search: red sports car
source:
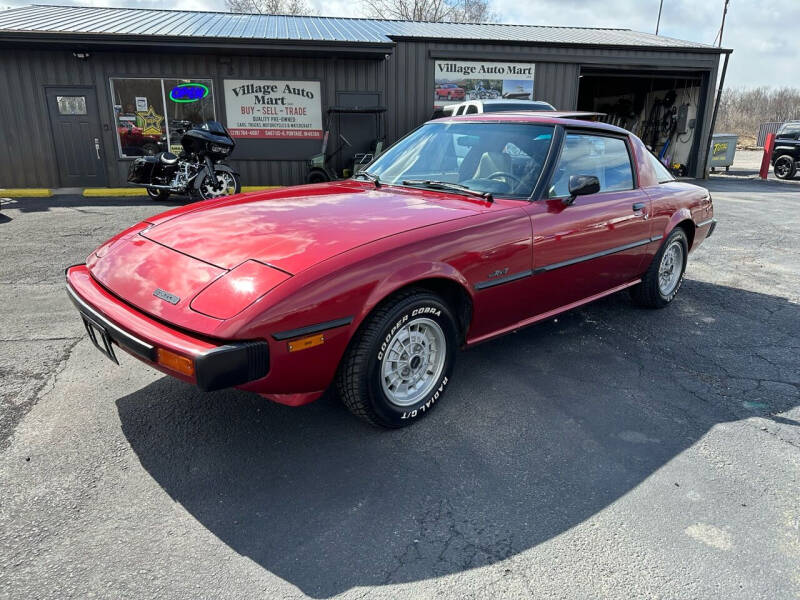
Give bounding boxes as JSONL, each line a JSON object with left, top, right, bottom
{"left": 66, "top": 114, "right": 716, "bottom": 428}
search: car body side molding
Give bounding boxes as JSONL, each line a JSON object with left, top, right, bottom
{"left": 532, "top": 237, "right": 655, "bottom": 274}
{"left": 272, "top": 316, "right": 354, "bottom": 341}
{"left": 474, "top": 270, "right": 533, "bottom": 290}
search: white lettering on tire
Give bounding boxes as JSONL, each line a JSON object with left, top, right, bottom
{"left": 400, "top": 376, "right": 448, "bottom": 419}
{"left": 377, "top": 307, "right": 440, "bottom": 360}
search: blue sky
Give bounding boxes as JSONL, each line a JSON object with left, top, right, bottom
{"left": 3, "top": 0, "right": 796, "bottom": 87}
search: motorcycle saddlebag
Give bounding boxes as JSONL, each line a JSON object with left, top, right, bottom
{"left": 127, "top": 156, "right": 159, "bottom": 185}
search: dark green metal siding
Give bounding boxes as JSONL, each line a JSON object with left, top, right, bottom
{"left": 0, "top": 41, "right": 721, "bottom": 187}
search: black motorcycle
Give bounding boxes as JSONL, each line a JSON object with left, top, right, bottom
{"left": 128, "top": 120, "right": 241, "bottom": 201}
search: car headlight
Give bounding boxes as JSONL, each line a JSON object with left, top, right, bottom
{"left": 191, "top": 260, "right": 290, "bottom": 320}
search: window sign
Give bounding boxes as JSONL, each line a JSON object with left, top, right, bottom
{"left": 169, "top": 83, "right": 209, "bottom": 103}
{"left": 224, "top": 79, "right": 323, "bottom": 139}
{"left": 434, "top": 60, "right": 535, "bottom": 106}
{"left": 110, "top": 78, "right": 215, "bottom": 158}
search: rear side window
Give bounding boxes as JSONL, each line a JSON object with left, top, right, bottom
{"left": 645, "top": 151, "right": 675, "bottom": 183}
{"left": 465, "top": 104, "right": 479, "bottom": 114}
{"left": 547, "top": 133, "right": 634, "bottom": 198}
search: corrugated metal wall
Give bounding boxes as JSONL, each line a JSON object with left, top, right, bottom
{"left": 0, "top": 42, "right": 721, "bottom": 187}
{"left": 0, "top": 48, "right": 385, "bottom": 188}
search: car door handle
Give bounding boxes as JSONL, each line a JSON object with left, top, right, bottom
{"left": 632, "top": 202, "right": 646, "bottom": 212}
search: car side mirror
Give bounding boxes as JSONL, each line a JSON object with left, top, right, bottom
{"left": 564, "top": 175, "right": 600, "bottom": 205}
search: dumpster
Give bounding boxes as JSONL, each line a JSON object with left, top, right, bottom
{"left": 708, "top": 133, "right": 738, "bottom": 172}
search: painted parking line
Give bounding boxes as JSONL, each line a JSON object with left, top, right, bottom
{"left": 241, "top": 186, "right": 282, "bottom": 192}
{"left": 0, "top": 188, "right": 53, "bottom": 197}
{"left": 82, "top": 188, "right": 149, "bottom": 197}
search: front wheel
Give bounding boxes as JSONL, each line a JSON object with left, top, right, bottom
{"left": 773, "top": 155, "right": 797, "bottom": 180}
{"left": 337, "top": 290, "right": 458, "bottom": 428}
{"left": 197, "top": 170, "right": 241, "bottom": 200}
{"left": 630, "top": 227, "right": 689, "bottom": 308}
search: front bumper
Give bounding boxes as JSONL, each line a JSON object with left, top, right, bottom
{"left": 65, "top": 265, "right": 269, "bottom": 391}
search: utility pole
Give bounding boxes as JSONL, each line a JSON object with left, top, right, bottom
{"left": 655, "top": 0, "right": 664, "bottom": 35}
{"left": 714, "top": 0, "right": 730, "bottom": 47}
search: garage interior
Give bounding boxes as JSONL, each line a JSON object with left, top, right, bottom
{"left": 577, "top": 69, "right": 707, "bottom": 177}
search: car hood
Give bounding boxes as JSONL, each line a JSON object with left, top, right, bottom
{"left": 141, "top": 182, "right": 481, "bottom": 273}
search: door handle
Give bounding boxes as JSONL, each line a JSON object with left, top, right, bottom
{"left": 94, "top": 138, "right": 101, "bottom": 160}
{"left": 632, "top": 202, "right": 646, "bottom": 212}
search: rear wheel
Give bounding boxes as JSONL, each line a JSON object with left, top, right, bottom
{"left": 774, "top": 155, "right": 797, "bottom": 180}
{"left": 630, "top": 228, "right": 689, "bottom": 308}
{"left": 146, "top": 187, "right": 170, "bottom": 201}
{"left": 337, "top": 290, "right": 458, "bottom": 428}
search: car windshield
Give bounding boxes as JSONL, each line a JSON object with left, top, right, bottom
{"left": 365, "top": 122, "right": 554, "bottom": 199}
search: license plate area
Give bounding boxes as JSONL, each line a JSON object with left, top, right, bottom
{"left": 82, "top": 314, "right": 119, "bottom": 364}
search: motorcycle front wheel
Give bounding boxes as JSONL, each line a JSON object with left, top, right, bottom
{"left": 197, "top": 170, "right": 241, "bottom": 200}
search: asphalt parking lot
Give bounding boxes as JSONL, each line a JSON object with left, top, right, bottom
{"left": 1, "top": 178, "right": 798, "bottom": 599}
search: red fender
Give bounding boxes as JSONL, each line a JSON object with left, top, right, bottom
{"left": 354, "top": 261, "right": 473, "bottom": 333}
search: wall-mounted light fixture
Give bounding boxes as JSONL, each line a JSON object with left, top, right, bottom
{"left": 72, "top": 50, "right": 90, "bottom": 60}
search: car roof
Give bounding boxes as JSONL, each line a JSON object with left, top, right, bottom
{"left": 470, "top": 99, "right": 550, "bottom": 105}
{"left": 431, "top": 111, "right": 628, "bottom": 134}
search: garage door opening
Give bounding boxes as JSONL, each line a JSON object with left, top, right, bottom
{"left": 577, "top": 69, "right": 708, "bottom": 176}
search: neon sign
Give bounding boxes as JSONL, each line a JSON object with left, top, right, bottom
{"left": 169, "top": 83, "right": 209, "bottom": 103}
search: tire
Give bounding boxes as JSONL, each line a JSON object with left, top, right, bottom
{"left": 630, "top": 227, "right": 689, "bottom": 309}
{"left": 307, "top": 169, "right": 330, "bottom": 184}
{"left": 146, "top": 187, "right": 170, "bottom": 201}
{"left": 197, "top": 170, "right": 240, "bottom": 200}
{"left": 336, "top": 289, "right": 458, "bottom": 428}
{"left": 773, "top": 155, "right": 797, "bottom": 180}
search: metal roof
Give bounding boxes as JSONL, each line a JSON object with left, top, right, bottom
{"left": 0, "top": 4, "right": 722, "bottom": 51}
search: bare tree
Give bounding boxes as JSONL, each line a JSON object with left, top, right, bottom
{"left": 363, "top": 0, "right": 496, "bottom": 23}
{"left": 225, "top": 0, "right": 313, "bottom": 16}
{"left": 717, "top": 86, "right": 800, "bottom": 144}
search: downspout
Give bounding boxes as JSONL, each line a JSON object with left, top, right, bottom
{"left": 702, "top": 50, "right": 731, "bottom": 177}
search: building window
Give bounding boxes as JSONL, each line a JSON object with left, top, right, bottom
{"left": 56, "top": 96, "right": 87, "bottom": 115}
{"left": 110, "top": 78, "right": 215, "bottom": 158}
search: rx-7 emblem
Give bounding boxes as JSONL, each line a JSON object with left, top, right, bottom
{"left": 488, "top": 268, "right": 509, "bottom": 279}
{"left": 153, "top": 288, "right": 180, "bottom": 305}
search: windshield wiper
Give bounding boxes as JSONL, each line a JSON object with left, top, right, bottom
{"left": 401, "top": 180, "right": 493, "bottom": 202}
{"left": 353, "top": 170, "right": 381, "bottom": 188}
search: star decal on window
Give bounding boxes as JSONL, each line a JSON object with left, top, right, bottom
{"left": 137, "top": 105, "right": 164, "bottom": 136}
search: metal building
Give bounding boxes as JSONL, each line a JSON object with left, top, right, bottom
{"left": 0, "top": 5, "right": 731, "bottom": 188}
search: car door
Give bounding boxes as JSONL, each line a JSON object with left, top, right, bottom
{"left": 524, "top": 130, "right": 652, "bottom": 316}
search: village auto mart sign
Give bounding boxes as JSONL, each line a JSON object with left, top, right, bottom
{"left": 434, "top": 60, "right": 535, "bottom": 104}
{"left": 224, "top": 79, "right": 323, "bottom": 139}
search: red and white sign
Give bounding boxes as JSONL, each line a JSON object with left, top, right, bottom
{"left": 224, "top": 79, "right": 323, "bottom": 140}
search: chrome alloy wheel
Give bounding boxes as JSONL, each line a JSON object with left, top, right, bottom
{"left": 380, "top": 317, "right": 447, "bottom": 407}
{"left": 658, "top": 239, "right": 684, "bottom": 296}
{"left": 200, "top": 171, "right": 236, "bottom": 199}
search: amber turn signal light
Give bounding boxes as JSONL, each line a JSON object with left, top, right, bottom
{"left": 156, "top": 348, "right": 195, "bottom": 377}
{"left": 287, "top": 333, "right": 324, "bottom": 352}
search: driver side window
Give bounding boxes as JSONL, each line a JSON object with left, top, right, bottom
{"left": 548, "top": 133, "right": 634, "bottom": 198}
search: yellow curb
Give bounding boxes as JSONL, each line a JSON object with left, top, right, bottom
{"left": 0, "top": 188, "right": 53, "bottom": 197}
{"left": 241, "top": 186, "right": 282, "bottom": 193}
{"left": 83, "top": 188, "right": 148, "bottom": 197}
